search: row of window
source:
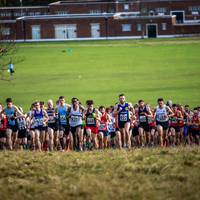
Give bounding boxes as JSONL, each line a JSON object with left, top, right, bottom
{"left": 0, "top": 11, "right": 44, "bottom": 17}
{"left": 122, "top": 23, "right": 167, "bottom": 32}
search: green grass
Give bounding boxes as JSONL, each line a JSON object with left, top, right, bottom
{"left": 0, "top": 37, "right": 200, "bottom": 110}
{"left": 0, "top": 147, "right": 199, "bottom": 200}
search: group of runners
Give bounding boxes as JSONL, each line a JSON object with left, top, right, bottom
{"left": 0, "top": 94, "right": 199, "bottom": 151}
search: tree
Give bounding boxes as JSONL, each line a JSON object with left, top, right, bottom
{"left": 0, "top": 24, "right": 18, "bottom": 81}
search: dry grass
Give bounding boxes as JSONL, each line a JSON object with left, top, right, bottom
{"left": 0, "top": 147, "right": 199, "bottom": 200}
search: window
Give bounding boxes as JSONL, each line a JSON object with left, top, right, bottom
{"left": 1, "top": 28, "right": 10, "bottom": 36}
{"left": 189, "top": 6, "right": 200, "bottom": 12}
{"left": 55, "top": 11, "right": 68, "bottom": 15}
{"left": 32, "top": 25, "right": 41, "bottom": 40}
{"left": 90, "top": 10, "right": 101, "bottom": 14}
{"left": 162, "top": 23, "right": 167, "bottom": 30}
{"left": 137, "top": 24, "right": 142, "bottom": 31}
{"left": 122, "top": 24, "right": 131, "bottom": 32}
{"left": 14, "top": 12, "right": 24, "bottom": 17}
{"left": 0, "top": 12, "right": 11, "bottom": 17}
{"left": 156, "top": 7, "right": 166, "bottom": 14}
{"left": 124, "top": 4, "right": 129, "bottom": 11}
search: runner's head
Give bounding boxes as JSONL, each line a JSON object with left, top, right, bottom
{"left": 59, "top": 96, "right": 65, "bottom": 105}
{"left": 47, "top": 99, "right": 53, "bottom": 109}
{"left": 119, "top": 94, "right": 125, "bottom": 104}
{"left": 71, "top": 97, "right": 79, "bottom": 107}
{"left": 35, "top": 101, "right": 41, "bottom": 111}
{"left": 166, "top": 100, "right": 172, "bottom": 108}
{"left": 6, "top": 98, "right": 13, "bottom": 108}
{"left": 40, "top": 101, "right": 45, "bottom": 109}
{"left": 138, "top": 99, "right": 145, "bottom": 107}
{"left": 172, "top": 104, "right": 177, "bottom": 112}
{"left": 157, "top": 98, "right": 164, "bottom": 107}
{"left": 184, "top": 105, "right": 190, "bottom": 112}
{"left": 86, "top": 100, "right": 94, "bottom": 110}
{"left": 193, "top": 107, "right": 198, "bottom": 116}
{"left": 99, "top": 106, "right": 105, "bottom": 114}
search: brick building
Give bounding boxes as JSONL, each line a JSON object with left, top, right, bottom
{"left": 0, "top": 0, "right": 200, "bottom": 41}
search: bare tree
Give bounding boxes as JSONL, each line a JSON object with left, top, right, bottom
{"left": 0, "top": 23, "right": 17, "bottom": 81}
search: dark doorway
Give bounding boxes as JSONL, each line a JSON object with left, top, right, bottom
{"left": 171, "top": 11, "right": 184, "bottom": 24}
{"left": 147, "top": 25, "right": 157, "bottom": 38}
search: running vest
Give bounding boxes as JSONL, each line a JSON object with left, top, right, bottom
{"left": 138, "top": 105, "right": 148, "bottom": 124}
{"left": 0, "top": 117, "right": 7, "bottom": 131}
{"left": 85, "top": 109, "right": 97, "bottom": 127}
{"left": 58, "top": 104, "right": 68, "bottom": 126}
{"left": 155, "top": 106, "right": 169, "bottom": 122}
{"left": 69, "top": 106, "right": 82, "bottom": 127}
{"left": 108, "top": 114, "right": 116, "bottom": 133}
{"left": 170, "top": 111, "right": 179, "bottom": 127}
{"left": 33, "top": 109, "right": 44, "bottom": 128}
{"left": 118, "top": 103, "right": 130, "bottom": 123}
{"left": 5, "top": 106, "right": 16, "bottom": 126}
{"left": 191, "top": 115, "right": 200, "bottom": 130}
{"left": 99, "top": 113, "right": 108, "bottom": 132}
{"left": 46, "top": 108, "right": 56, "bottom": 125}
{"left": 17, "top": 117, "right": 27, "bottom": 130}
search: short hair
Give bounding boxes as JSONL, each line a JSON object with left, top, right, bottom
{"left": 138, "top": 99, "right": 144, "bottom": 104}
{"left": 40, "top": 101, "right": 44, "bottom": 106}
{"left": 184, "top": 105, "right": 189, "bottom": 108}
{"left": 6, "top": 98, "right": 12, "bottom": 103}
{"left": 172, "top": 104, "right": 177, "bottom": 107}
{"left": 99, "top": 106, "right": 105, "bottom": 110}
{"left": 157, "top": 98, "right": 164, "bottom": 102}
{"left": 59, "top": 96, "right": 65, "bottom": 100}
{"left": 119, "top": 94, "right": 125, "bottom": 98}
{"left": 86, "top": 100, "right": 94, "bottom": 105}
{"left": 71, "top": 97, "right": 79, "bottom": 103}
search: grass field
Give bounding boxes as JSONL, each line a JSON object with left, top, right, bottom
{"left": 0, "top": 147, "right": 199, "bottom": 200}
{"left": 0, "top": 37, "right": 200, "bottom": 110}
{"left": 0, "top": 38, "right": 200, "bottom": 200}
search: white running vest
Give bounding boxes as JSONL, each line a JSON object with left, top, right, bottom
{"left": 69, "top": 106, "right": 82, "bottom": 127}
{"left": 156, "top": 105, "right": 169, "bottom": 122}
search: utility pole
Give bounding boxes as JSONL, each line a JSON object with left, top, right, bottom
{"left": 20, "top": 0, "right": 23, "bottom": 16}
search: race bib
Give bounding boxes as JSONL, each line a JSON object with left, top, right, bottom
{"left": 87, "top": 117, "right": 95, "bottom": 125}
{"left": 99, "top": 123, "right": 107, "bottom": 131}
{"left": 71, "top": 115, "right": 79, "bottom": 122}
{"left": 158, "top": 114, "right": 167, "bottom": 121}
{"left": 139, "top": 116, "right": 146, "bottom": 123}
{"left": 119, "top": 114, "right": 127, "bottom": 122}
{"left": 35, "top": 118, "right": 43, "bottom": 126}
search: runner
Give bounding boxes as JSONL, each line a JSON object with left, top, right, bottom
{"left": 183, "top": 105, "right": 193, "bottom": 145}
{"left": 31, "top": 101, "right": 48, "bottom": 151}
{"left": 137, "top": 100, "right": 152, "bottom": 147}
{"left": 0, "top": 111, "right": 7, "bottom": 150}
{"left": 69, "top": 97, "right": 84, "bottom": 151}
{"left": 26, "top": 103, "right": 36, "bottom": 150}
{"left": 113, "top": 94, "right": 133, "bottom": 149}
{"left": 148, "top": 106, "right": 157, "bottom": 146}
{"left": 169, "top": 104, "right": 183, "bottom": 146}
{"left": 84, "top": 100, "right": 101, "bottom": 149}
{"left": 56, "top": 96, "right": 72, "bottom": 151}
{"left": 2, "top": 98, "right": 24, "bottom": 150}
{"left": 46, "top": 100, "right": 57, "bottom": 151}
{"left": 190, "top": 108, "right": 200, "bottom": 145}
{"left": 16, "top": 107, "right": 28, "bottom": 150}
{"left": 98, "top": 106, "right": 110, "bottom": 149}
{"left": 155, "top": 98, "right": 174, "bottom": 147}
